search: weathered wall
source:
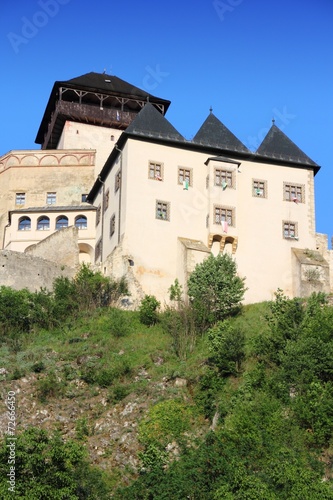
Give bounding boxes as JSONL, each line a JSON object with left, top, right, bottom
{"left": 25, "top": 226, "right": 80, "bottom": 268}
{"left": 292, "top": 247, "right": 330, "bottom": 297}
{"left": 0, "top": 250, "right": 75, "bottom": 292}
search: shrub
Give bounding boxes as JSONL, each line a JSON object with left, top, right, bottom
{"left": 0, "top": 428, "right": 110, "bottom": 498}
{"left": 36, "top": 371, "right": 64, "bottom": 402}
{"left": 187, "top": 253, "right": 246, "bottom": 328}
{"left": 161, "top": 304, "right": 197, "bottom": 359}
{"left": 139, "top": 295, "right": 160, "bottom": 326}
{"left": 207, "top": 320, "right": 245, "bottom": 376}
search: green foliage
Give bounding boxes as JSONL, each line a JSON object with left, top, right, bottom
{"left": 36, "top": 371, "right": 65, "bottom": 402}
{"left": 138, "top": 399, "right": 193, "bottom": 450}
{"left": 139, "top": 294, "right": 160, "bottom": 326}
{"left": 161, "top": 303, "right": 197, "bottom": 359}
{"left": 107, "top": 307, "right": 131, "bottom": 337}
{"left": 0, "top": 428, "right": 110, "bottom": 499}
{"left": 0, "top": 286, "right": 54, "bottom": 336}
{"left": 80, "top": 359, "right": 131, "bottom": 387}
{"left": 75, "top": 417, "right": 91, "bottom": 441}
{"left": 207, "top": 320, "right": 245, "bottom": 375}
{"left": 53, "top": 264, "right": 128, "bottom": 319}
{"left": 187, "top": 253, "right": 246, "bottom": 328}
{"left": 31, "top": 360, "right": 46, "bottom": 373}
{"left": 107, "top": 383, "right": 131, "bottom": 404}
{"left": 194, "top": 367, "right": 225, "bottom": 419}
{"left": 168, "top": 278, "right": 183, "bottom": 304}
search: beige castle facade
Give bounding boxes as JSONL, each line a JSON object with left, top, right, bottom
{"left": 0, "top": 72, "right": 331, "bottom": 303}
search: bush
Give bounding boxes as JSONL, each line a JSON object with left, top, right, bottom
{"left": 139, "top": 295, "right": 160, "bottom": 326}
{"left": 207, "top": 320, "right": 245, "bottom": 376}
{"left": 0, "top": 428, "right": 110, "bottom": 498}
{"left": 36, "top": 371, "right": 65, "bottom": 402}
{"left": 187, "top": 253, "right": 246, "bottom": 328}
{"left": 161, "top": 304, "right": 197, "bottom": 359}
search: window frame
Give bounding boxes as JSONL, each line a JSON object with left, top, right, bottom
{"left": 75, "top": 215, "right": 87, "bottom": 230}
{"left": 95, "top": 238, "right": 102, "bottom": 261}
{"left": 178, "top": 167, "right": 193, "bottom": 188}
{"left": 104, "top": 189, "right": 109, "bottom": 212}
{"left": 55, "top": 215, "right": 69, "bottom": 230}
{"left": 213, "top": 205, "right": 235, "bottom": 226}
{"left": 156, "top": 200, "right": 170, "bottom": 221}
{"left": 37, "top": 216, "right": 50, "bottom": 231}
{"left": 46, "top": 192, "right": 57, "bottom": 205}
{"left": 96, "top": 205, "right": 101, "bottom": 226}
{"left": 283, "top": 182, "right": 304, "bottom": 203}
{"left": 110, "top": 213, "right": 116, "bottom": 237}
{"left": 15, "top": 193, "right": 26, "bottom": 205}
{"left": 115, "top": 169, "right": 121, "bottom": 192}
{"left": 18, "top": 216, "right": 31, "bottom": 231}
{"left": 214, "top": 168, "right": 234, "bottom": 188}
{"left": 252, "top": 179, "right": 267, "bottom": 198}
{"left": 283, "top": 221, "right": 298, "bottom": 240}
{"left": 148, "top": 161, "right": 164, "bottom": 181}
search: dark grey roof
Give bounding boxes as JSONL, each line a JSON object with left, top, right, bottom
{"left": 192, "top": 113, "right": 250, "bottom": 154}
{"left": 35, "top": 72, "right": 171, "bottom": 145}
{"left": 125, "top": 103, "right": 185, "bottom": 142}
{"left": 10, "top": 205, "right": 96, "bottom": 214}
{"left": 204, "top": 156, "right": 242, "bottom": 166}
{"left": 66, "top": 72, "right": 162, "bottom": 100}
{"left": 256, "top": 124, "right": 319, "bottom": 168}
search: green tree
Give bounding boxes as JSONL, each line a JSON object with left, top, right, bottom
{"left": 207, "top": 320, "right": 245, "bottom": 375}
{"left": 0, "top": 428, "right": 109, "bottom": 499}
{"left": 139, "top": 295, "right": 160, "bottom": 326}
{"left": 187, "top": 253, "right": 246, "bottom": 327}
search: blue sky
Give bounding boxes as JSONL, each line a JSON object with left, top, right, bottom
{"left": 1, "top": 0, "right": 332, "bottom": 242}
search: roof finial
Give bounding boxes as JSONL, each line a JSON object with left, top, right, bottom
{"left": 209, "top": 106, "right": 213, "bottom": 114}
{"left": 272, "top": 118, "right": 275, "bottom": 125}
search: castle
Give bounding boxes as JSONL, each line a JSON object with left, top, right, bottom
{"left": 0, "top": 72, "right": 331, "bottom": 304}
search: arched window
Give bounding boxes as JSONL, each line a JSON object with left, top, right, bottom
{"left": 56, "top": 216, "right": 68, "bottom": 230}
{"left": 37, "top": 216, "right": 50, "bottom": 230}
{"left": 18, "top": 216, "right": 31, "bottom": 231}
{"left": 75, "top": 215, "right": 87, "bottom": 229}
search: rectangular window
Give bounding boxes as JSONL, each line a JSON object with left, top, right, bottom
{"left": 253, "top": 179, "right": 267, "bottom": 198}
{"left": 283, "top": 221, "right": 298, "bottom": 239}
{"left": 15, "top": 193, "right": 25, "bottom": 205}
{"left": 96, "top": 205, "right": 101, "bottom": 226}
{"left": 214, "top": 169, "right": 234, "bottom": 188}
{"left": 115, "top": 169, "right": 121, "bottom": 192}
{"left": 178, "top": 167, "right": 192, "bottom": 188}
{"left": 284, "top": 183, "right": 304, "bottom": 203}
{"left": 46, "top": 192, "right": 56, "bottom": 205}
{"left": 214, "top": 205, "right": 235, "bottom": 226}
{"left": 81, "top": 194, "right": 88, "bottom": 202}
{"left": 149, "top": 161, "right": 163, "bottom": 181}
{"left": 156, "top": 200, "right": 170, "bottom": 221}
{"left": 104, "top": 189, "right": 109, "bottom": 212}
{"left": 95, "top": 238, "right": 102, "bottom": 261}
{"left": 110, "top": 214, "right": 116, "bottom": 237}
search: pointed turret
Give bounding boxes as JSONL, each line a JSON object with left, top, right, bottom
{"left": 192, "top": 113, "right": 249, "bottom": 154}
{"left": 125, "top": 103, "right": 185, "bottom": 142}
{"left": 257, "top": 124, "right": 319, "bottom": 171}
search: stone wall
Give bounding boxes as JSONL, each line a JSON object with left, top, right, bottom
{"left": 0, "top": 250, "right": 75, "bottom": 292}
{"left": 25, "top": 226, "right": 79, "bottom": 268}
